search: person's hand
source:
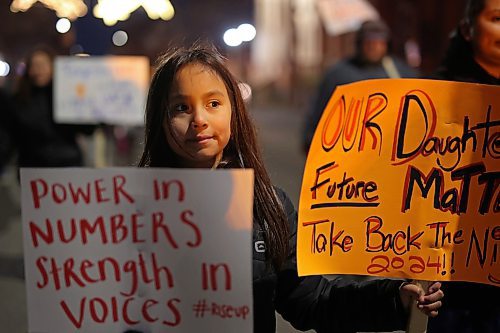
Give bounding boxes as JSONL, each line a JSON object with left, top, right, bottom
{"left": 399, "top": 281, "right": 443, "bottom": 317}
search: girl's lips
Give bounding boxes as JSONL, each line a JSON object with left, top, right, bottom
{"left": 188, "top": 135, "right": 214, "bottom": 144}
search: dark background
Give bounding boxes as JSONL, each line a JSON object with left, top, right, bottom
{"left": 0, "top": 0, "right": 465, "bottom": 76}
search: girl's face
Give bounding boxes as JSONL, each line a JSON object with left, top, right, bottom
{"left": 163, "top": 63, "right": 232, "bottom": 168}
{"left": 472, "top": 0, "right": 500, "bottom": 67}
{"left": 29, "top": 51, "right": 53, "bottom": 87}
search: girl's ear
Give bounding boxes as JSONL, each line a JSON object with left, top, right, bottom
{"left": 460, "top": 20, "right": 474, "bottom": 41}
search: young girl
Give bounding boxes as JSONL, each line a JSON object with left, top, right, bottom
{"left": 138, "top": 44, "right": 443, "bottom": 333}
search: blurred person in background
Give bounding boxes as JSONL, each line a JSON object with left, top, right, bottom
{"left": 0, "top": 87, "right": 14, "bottom": 175}
{"left": 433, "top": 0, "right": 499, "bottom": 83}
{"left": 302, "top": 19, "right": 419, "bottom": 153}
{"left": 428, "top": 0, "right": 500, "bottom": 331}
{"left": 4, "top": 45, "right": 94, "bottom": 173}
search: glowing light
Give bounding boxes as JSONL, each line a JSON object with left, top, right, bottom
{"left": 238, "top": 23, "right": 256, "bottom": 42}
{"left": 112, "top": 30, "right": 128, "bottom": 47}
{"left": 238, "top": 82, "right": 252, "bottom": 102}
{"left": 10, "top": 0, "right": 87, "bottom": 20}
{"left": 93, "top": 0, "right": 138, "bottom": 26}
{"left": 223, "top": 23, "right": 256, "bottom": 47}
{"left": 93, "top": 0, "right": 174, "bottom": 26}
{"left": 56, "top": 18, "right": 71, "bottom": 33}
{"left": 223, "top": 28, "right": 242, "bottom": 47}
{"left": 142, "top": 0, "right": 174, "bottom": 20}
{"left": 0, "top": 61, "right": 10, "bottom": 77}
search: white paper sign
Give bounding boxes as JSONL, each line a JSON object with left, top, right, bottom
{"left": 54, "top": 56, "right": 150, "bottom": 125}
{"left": 316, "top": 0, "right": 379, "bottom": 36}
{"left": 21, "top": 168, "right": 254, "bottom": 333}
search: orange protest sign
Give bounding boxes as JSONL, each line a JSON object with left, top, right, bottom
{"left": 298, "top": 78, "right": 499, "bottom": 287}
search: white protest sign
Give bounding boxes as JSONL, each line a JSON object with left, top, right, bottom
{"left": 54, "top": 56, "right": 150, "bottom": 125}
{"left": 21, "top": 167, "right": 254, "bottom": 333}
{"left": 316, "top": 0, "right": 379, "bottom": 36}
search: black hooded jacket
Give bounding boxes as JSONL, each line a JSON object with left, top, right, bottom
{"left": 253, "top": 187, "right": 408, "bottom": 332}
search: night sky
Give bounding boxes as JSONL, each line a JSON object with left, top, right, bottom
{"left": 0, "top": 0, "right": 254, "bottom": 61}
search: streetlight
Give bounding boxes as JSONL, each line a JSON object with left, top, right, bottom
{"left": 112, "top": 30, "right": 129, "bottom": 47}
{"left": 223, "top": 23, "right": 257, "bottom": 96}
{"left": 56, "top": 18, "right": 71, "bottom": 34}
{"left": 0, "top": 61, "right": 10, "bottom": 77}
{"left": 223, "top": 23, "right": 256, "bottom": 47}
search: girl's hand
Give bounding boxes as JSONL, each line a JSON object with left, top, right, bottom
{"left": 399, "top": 281, "right": 444, "bottom": 317}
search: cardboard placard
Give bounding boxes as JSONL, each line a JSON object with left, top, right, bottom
{"left": 54, "top": 56, "right": 149, "bottom": 125}
{"left": 298, "top": 79, "right": 499, "bottom": 287}
{"left": 21, "top": 167, "right": 254, "bottom": 333}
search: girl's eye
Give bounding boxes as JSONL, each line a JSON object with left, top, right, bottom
{"left": 172, "top": 104, "right": 189, "bottom": 112}
{"left": 208, "top": 101, "right": 220, "bottom": 108}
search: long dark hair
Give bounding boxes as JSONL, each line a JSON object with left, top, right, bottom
{"left": 138, "top": 43, "right": 289, "bottom": 269}
{"left": 14, "top": 45, "right": 56, "bottom": 104}
{"left": 464, "top": 0, "right": 486, "bottom": 27}
{"left": 436, "top": 0, "right": 487, "bottom": 79}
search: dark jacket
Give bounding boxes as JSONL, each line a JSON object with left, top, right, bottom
{"left": 302, "top": 56, "right": 418, "bottom": 152}
{"left": 254, "top": 187, "right": 407, "bottom": 332}
{"left": 10, "top": 83, "right": 94, "bottom": 168}
{"left": 0, "top": 89, "right": 14, "bottom": 169}
{"left": 428, "top": 29, "right": 500, "bottom": 333}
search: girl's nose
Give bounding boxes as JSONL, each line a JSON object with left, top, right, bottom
{"left": 191, "top": 108, "right": 208, "bottom": 129}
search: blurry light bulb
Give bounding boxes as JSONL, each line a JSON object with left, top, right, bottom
{"left": 0, "top": 61, "right": 10, "bottom": 77}
{"left": 11, "top": 0, "right": 87, "bottom": 20}
{"left": 93, "top": 0, "right": 175, "bottom": 25}
{"left": 10, "top": 0, "right": 37, "bottom": 12}
{"left": 142, "top": 0, "right": 174, "bottom": 20}
{"left": 112, "top": 30, "right": 128, "bottom": 47}
{"left": 238, "top": 82, "right": 252, "bottom": 102}
{"left": 56, "top": 18, "right": 71, "bottom": 33}
{"left": 93, "top": 0, "right": 139, "bottom": 26}
{"left": 237, "top": 23, "right": 256, "bottom": 42}
{"left": 223, "top": 28, "right": 242, "bottom": 47}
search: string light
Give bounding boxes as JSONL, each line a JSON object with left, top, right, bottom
{"left": 10, "top": 0, "right": 174, "bottom": 25}
{"left": 10, "top": 0, "right": 87, "bottom": 20}
{"left": 93, "top": 0, "right": 174, "bottom": 26}
{"left": 142, "top": 0, "right": 174, "bottom": 20}
{"left": 93, "top": 0, "right": 139, "bottom": 26}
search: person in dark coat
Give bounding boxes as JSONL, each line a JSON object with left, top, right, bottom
{"left": 428, "top": 0, "right": 500, "bottom": 332}
{"left": 302, "top": 19, "right": 419, "bottom": 153}
{"left": 0, "top": 88, "right": 15, "bottom": 172}
{"left": 9, "top": 45, "right": 94, "bottom": 171}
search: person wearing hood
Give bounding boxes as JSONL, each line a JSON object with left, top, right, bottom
{"left": 302, "top": 19, "right": 419, "bottom": 153}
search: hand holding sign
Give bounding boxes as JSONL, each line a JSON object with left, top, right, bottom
{"left": 399, "top": 281, "right": 443, "bottom": 317}
{"left": 298, "top": 78, "right": 498, "bottom": 331}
